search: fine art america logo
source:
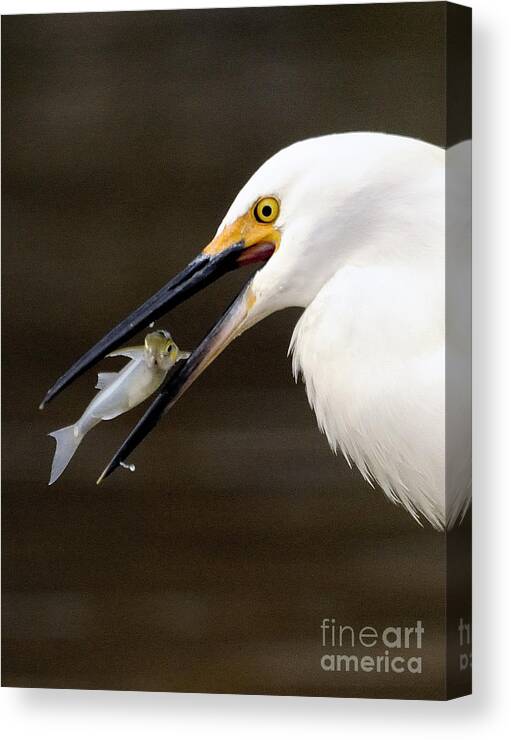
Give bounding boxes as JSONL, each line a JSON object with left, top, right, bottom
{"left": 320, "top": 618, "right": 424, "bottom": 674}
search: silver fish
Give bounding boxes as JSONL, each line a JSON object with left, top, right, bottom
{"left": 48, "top": 330, "right": 190, "bottom": 485}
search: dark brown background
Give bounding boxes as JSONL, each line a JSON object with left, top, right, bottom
{"left": 2, "top": 3, "right": 470, "bottom": 698}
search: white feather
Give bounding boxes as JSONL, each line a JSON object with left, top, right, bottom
{"left": 219, "top": 133, "right": 472, "bottom": 529}
{"left": 289, "top": 263, "right": 447, "bottom": 529}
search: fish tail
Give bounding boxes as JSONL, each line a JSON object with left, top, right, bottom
{"left": 48, "top": 424, "right": 83, "bottom": 485}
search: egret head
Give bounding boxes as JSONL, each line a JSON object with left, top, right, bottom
{"left": 41, "top": 132, "right": 442, "bottom": 480}
{"left": 203, "top": 134, "right": 371, "bottom": 325}
{"left": 195, "top": 130, "right": 435, "bottom": 330}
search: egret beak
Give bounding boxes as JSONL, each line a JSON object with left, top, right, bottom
{"left": 96, "top": 281, "right": 256, "bottom": 484}
{"left": 39, "top": 240, "right": 275, "bottom": 410}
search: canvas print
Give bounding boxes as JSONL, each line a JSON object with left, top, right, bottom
{"left": 2, "top": 2, "right": 471, "bottom": 699}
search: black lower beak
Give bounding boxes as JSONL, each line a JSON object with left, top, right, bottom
{"left": 40, "top": 242, "right": 246, "bottom": 409}
{"left": 96, "top": 282, "right": 252, "bottom": 484}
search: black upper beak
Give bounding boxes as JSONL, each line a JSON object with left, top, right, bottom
{"left": 39, "top": 242, "right": 246, "bottom": 409}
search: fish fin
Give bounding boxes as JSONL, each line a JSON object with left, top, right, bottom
{"left": 107, "top": 346, "right": 145, "bottom": 360}
{"left": 48, "top": 425, "right": 83, "bottom": 485}
{"left": 95, "top": 372, "right": 118, "bottom": 391}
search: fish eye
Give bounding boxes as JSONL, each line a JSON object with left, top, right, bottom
{"left": 254, "top": 196, "right": 279, "bottom": 224}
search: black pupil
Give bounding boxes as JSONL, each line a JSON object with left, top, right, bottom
{"left": 261, "top": 204, "right": 272, "bottom": 218}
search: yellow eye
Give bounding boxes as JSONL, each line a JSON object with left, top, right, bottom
{"left": 254, "top": 196, "right": 279, "bottom": 224}
{"left": 165, "top": 341, "right": 174, "bottom": 354}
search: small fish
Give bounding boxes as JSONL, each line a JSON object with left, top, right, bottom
{"left": 48, "top": 330, "right": 190, "bottom": 485}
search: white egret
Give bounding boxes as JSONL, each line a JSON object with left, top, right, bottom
{"left": 41, "top": 132, "right": 471, "bottom": 530}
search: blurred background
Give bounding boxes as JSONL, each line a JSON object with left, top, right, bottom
{"left": 2, "top": 3, "right": 470, "bottom": 698}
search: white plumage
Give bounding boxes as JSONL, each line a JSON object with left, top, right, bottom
{"left": 217, "top": 133, "right": 471, "bottom": 530}
{"left": 76, "top": 131, "right": 470, "bottom": 523}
